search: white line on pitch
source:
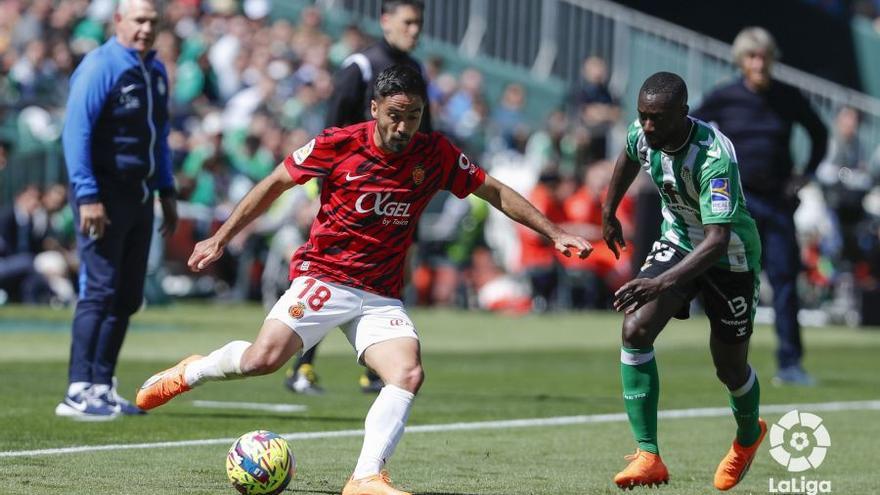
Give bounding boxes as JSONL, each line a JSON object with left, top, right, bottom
{"left": 2, "top": 399, "right": 878, "bottom": 458}
{"left": 192, "top": 400, "right": 308, "bottom": 413}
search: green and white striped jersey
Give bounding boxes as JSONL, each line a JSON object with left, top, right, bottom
{"left": 625, "top": 118, "right": 761, "bottom": 273}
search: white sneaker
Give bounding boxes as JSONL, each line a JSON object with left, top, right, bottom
{"left": 55, "top": 387, "right": 119, "bottom": 421}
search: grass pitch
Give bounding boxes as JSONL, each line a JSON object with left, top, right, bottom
{"left": 1, "top": 304, "right": 878, "bottom": 494}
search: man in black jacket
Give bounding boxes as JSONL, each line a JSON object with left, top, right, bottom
{"left": 694, "top": 27, "right": 828, "bottom": 386}
{"left": 285, "top": 0, "right": 428, "bottom": 395}
{"left": 324, "top": 0, "right": 430, "bottom": 133}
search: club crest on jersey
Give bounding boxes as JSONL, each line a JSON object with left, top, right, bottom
{"left": 710, "top": 177, "right": 731, "bottom": 213}
{"left": 412, "top": 164, "right": 425, "bottom": 185}
{"left": 293, "top": 139, "right": 316, "bottom": 165}
{"left": 288, "top": 302, "right": 306, "bottom": 319}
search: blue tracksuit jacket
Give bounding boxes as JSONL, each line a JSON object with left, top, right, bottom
{"left": 62, "top": 36, "right": 174, "bottom": 205}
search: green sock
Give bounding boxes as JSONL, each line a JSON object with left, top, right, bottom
{"left": 729, "top": 367, "right": 761, "bottom": 446}
{"left": 620, "top": 346, "right": 660, "bottom": 455}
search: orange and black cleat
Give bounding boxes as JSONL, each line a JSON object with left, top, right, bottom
{"left": 135, "top": 355, "right": 203, "bottom": 410}
{"left": 714, "top": 418, "right": 768, "bottom": 490}
{"left": 614, "top": 448, "right": 670, "bottom": 489}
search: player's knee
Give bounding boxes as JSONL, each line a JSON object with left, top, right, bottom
{"left": 389, "top": 363, "right": 424, "bottom": 394}
{"left": 621, "top": 318, "right": 652, "bottom": 348}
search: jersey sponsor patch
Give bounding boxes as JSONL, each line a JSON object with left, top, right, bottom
{"left": 293, "top": 139, "right": 316, "bottom": 165}
{"left": 710, "top": 177, "right": 731, "bottom": 213}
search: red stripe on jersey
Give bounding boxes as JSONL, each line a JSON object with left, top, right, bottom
{"left": 284, "top": 121, "right": 486, "bottom": 298}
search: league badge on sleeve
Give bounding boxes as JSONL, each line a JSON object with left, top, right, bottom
{"left": 293, "top": 139, "right": 316, "bottom": 165}
{"left": 710, "top": 178, "right": 731, "bottom": 214}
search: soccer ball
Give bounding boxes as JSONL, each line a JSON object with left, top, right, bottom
{"left": 226, "top": 430, "right": 295, "bottom": 495}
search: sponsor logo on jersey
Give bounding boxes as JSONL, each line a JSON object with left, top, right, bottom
{"left": 293, "top": 139, "right": 316, "bottom": 165}
{"left": 355, "top": 192, "right": 412, "bottom": 217}
{"left": 710, "top": 177, "right": 731, "bottom": 213}
{"left": 412, "top": 164, "right": 425, "bottom": 185}
{"left": 288, "top": 302, "right": 306, "bottom": 319}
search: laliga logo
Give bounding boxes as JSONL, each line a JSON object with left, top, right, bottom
{"left": 768, "top": 410, "right": 832, "bottom": 495}
{"left": 769, "top": 410, "right": 830, "bottom": 472}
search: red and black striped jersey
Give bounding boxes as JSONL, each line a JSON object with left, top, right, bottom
{"left": 283, "top": 120, "right": 486, "bottom": 298}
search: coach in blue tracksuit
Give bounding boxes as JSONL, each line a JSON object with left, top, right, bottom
{"left": 694, "top": 27, "right": 827, "bottom": 386}
{"left": 56, "top": 0, "right": 177, "bottom": 419}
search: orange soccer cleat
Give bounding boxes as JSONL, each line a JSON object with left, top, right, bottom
{"left": 714, "top": 418, "right": 768, "bottom": 490}
{"left": 135, "top": 355, "right": 203, "bottom": 410}
{"left": 614, "top": 449, "right": 670, "bottom": 490}
{"left": 341, "top": 470, "right": 412, "bottom": 495}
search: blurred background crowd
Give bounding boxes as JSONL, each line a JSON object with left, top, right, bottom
{"left": 3, "top": 0, "right": 880, "bottom": 325}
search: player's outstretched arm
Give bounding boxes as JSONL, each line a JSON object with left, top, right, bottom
{"left": 602, "top": 150, "right": 641, "bottom": 259}
{"left": 473, "top": 174, "right": 592, "bottom": 259}
{"left": 189, "top": 163, "right": 295, "bottom": 272}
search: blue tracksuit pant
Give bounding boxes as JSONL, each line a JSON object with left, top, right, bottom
{"left": 745, "top": 192, "right": 803, "bottom": 369}
{"left": 68, "top": 193, "right": 153, "bottom": 385}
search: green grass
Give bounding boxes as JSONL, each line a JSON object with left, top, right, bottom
{"left": 1, "top": 304, "right": 879, "bottom": 494}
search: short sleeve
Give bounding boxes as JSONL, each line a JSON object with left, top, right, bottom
{"left": 437, "top": 134, "right": 486, "bottom": 198}
{"left": 625, "top": 119, "right": 642, "bottom": 162}
{"left": 283, "top": 130, "right": 338, "bottom": 184}
{"left": 698, "top": 154, "right": 742, "bottom": 225}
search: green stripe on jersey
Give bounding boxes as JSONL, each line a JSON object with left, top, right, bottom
{"left": 625, "top": 118, "right": 761, "bottom": 272}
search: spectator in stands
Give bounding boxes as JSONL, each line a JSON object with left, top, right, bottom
{"left": 570, "top": 56, "right": 620, "bottom": 162}
{"left": 817, "top": 106, "right": 871, "bottom": 271}
{"left": 39, "top": 183, "right": 77, "bottom": 305}
{"left": 561, "top": 160, "right": 635, "bottom": 308}
{"left": 492, "top": 82, "right": 528, "bottom": 148}
{"left": 57, "top": 0, "right": 178, "bottom": 420}
{"left": 0, "top": 185, "right": 51, "bottom": 304}
{"left": 694, "top": 27, "right": 828, "bottom": 386}
{"left": 286, "top": 0, "right": 428, "bottom": 395}
{"left": 518, "top": 169, "right": 568, "bottom": 311}
{"left": 329, "top": 24, "right": 368, "bottom": 68}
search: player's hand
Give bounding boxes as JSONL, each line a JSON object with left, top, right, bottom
{"left": 188, "top": 236, "right": 225, "bottom": 272}
{"left": 553, "top": 231, "right": 592, "bottom": 259}
{"left": 79, "top": 202, "right": 110, "bottom": 240}
{"left": 602, "top": 215, "right": 626, "bottom": 259}
{"left": 159, "top": 196, "right": 178, "bottom": 237}
{"left": 613, "top": 277, "right": 667, "bottom": 314}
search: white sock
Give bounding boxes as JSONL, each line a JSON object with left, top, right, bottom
{"left": 184, "top": 340, "right": 251, "bottom": 387}
{"left": 352, "top": 385, "right": 415, "bottom": 479}
{"left": 68, "top": 382, "right": 91, "bottom": 397}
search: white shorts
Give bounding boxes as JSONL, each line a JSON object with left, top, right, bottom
{"left": 266, "top": 276, "right": 419, "bottom": 363}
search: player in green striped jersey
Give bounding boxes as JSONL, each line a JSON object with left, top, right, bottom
{"left": 601, "top": 72, "right": 766, "bottom": 491}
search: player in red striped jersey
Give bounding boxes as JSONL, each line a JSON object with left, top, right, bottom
{"left": 136, "top": 65, "right": 591, "bottom": 495}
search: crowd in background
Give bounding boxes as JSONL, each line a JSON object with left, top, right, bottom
{"left": 2, "top": 0, "right": 880, "bottom": 320}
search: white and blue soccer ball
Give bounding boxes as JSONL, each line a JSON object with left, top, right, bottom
{"left": 226, "top": 430, "right": 295, "bottom": 495}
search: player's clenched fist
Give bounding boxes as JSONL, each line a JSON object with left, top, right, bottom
{"left": 188, "top": 236, "right": 225, "bottom": 272}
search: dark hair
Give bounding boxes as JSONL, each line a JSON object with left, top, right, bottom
{"left": 374, "top": 65, "right": 428, "bottom": 102}
{"left": 639, "top": 71, "right": 688, "bottom": 106}
{"left": 381, "top": 0, "right": 424, "bottom": 15}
